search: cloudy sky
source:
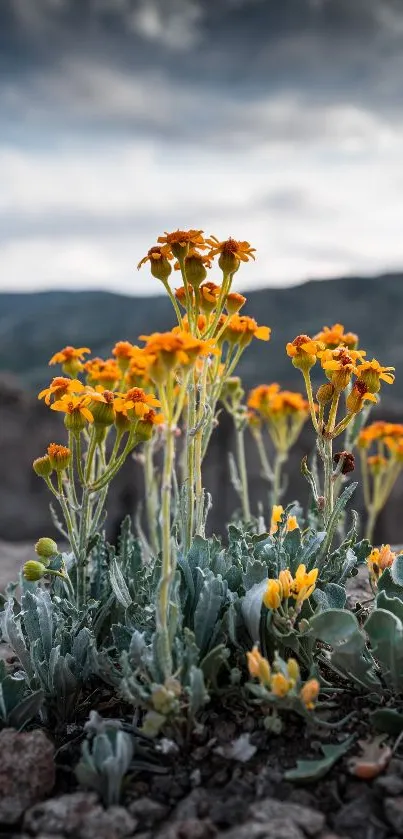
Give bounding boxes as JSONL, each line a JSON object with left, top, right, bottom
{"left": 1, "top": 0, "right": 403, "bottom": 295}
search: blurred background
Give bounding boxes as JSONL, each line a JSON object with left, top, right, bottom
{"left": 1, "top": 0, "right": 403, "bottom": 566}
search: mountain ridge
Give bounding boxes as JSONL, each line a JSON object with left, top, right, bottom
{"left": 0, "top": 272, "right": 401, "bottom": 400}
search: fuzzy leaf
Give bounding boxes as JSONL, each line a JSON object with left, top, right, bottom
{"left": 194, "top": 577, "right": 226, "bottom": 655}
{"left": 392, "top": 555, "right": 403, "bottom": 587}
{"left": 372, "top": 709, "right": 403, "bottom": 735}
{"left": 188, "top": 666, "right": 209, "bottom": 718}
{"left": 109, "top": 558, "right": 132, "bottom": 609}
{"left": 241, "top": 580, "right": 267, "bottom": 643}
{"left": 285, "top": 736, "right": 355, "bottom": 782}
{"left": 309, "top": 609, "right": 362, "bottom": 648}
{"left": 242, "top": 560, "right": 267, "bottom": 591}
{"left": 8, "top": 689, "right": 44, "bottom": 729}
{"left": 313, "top": 584, "right": 346, "bottom": 612}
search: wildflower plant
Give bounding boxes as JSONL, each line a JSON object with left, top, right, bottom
{"left": 2, "top": 225, "right": 403, "bottom": 759}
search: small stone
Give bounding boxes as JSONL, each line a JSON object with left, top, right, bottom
{"left": 0, "top": 728, "right": 55, "bottom": 824}
{"left": 156, "top": 818, "right": 217, "bottom": 839}
{"left": 385, "top": 796, "right": 403, "bottom": 836}
{"left": 248, "top": 797, "right": 325, "bottom": 836}
{"left": 24, "top": 792, "right": 137, "bottom": 839}
{"left": 218, "top": 819, "right": 305, "bottom": 839}
{"left": 333, "top": 793, "right": 378, "bottom": 838}
{"left": 172, "top": 789, "right": 210, "bottom": 821}
{"left": 375, "top": 775, "right": 403, "bottom": 796}
{"left": 128, "top": 796, "right": 169, "bottom": 828}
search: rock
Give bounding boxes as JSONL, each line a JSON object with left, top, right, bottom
{"left": 23, "top": 792, "right": 137, "bottom": 838}
{"left": 248, "top": 797, "right": 325, "bottom": 836}
{"left": 218, "top": 819, "right": 305, "bottom": 839}
{"left": 156, "top": 818, "right": 217, "bottom": 839}
{"left": 334, "top": 793, "right": 385, "bottom": 839}
{"left": 172, "top": 789, "right": 211, "bottom": 821}
{"left": 0, "top": 728, "right": 55, "bottom": 824}
{"left": 375, "top": 775, "right": 403, "bottom": 796}
{"left": 385, "top": 796, "right": 403, "bottom": 836}
{"left": 128, "top": 796, "right": 169, "bottom": 829}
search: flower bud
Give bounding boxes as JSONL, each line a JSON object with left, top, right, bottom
{"left": 316, "top": 383, "right": 335, "bottom": 405}
{"left": 89, "top": 392, "right": 115, "bottom": 427}
{"left": 271, "top": 672, "right": 291, "bottom": 697}
{"left": 287, "top": 658, "right": 300, "bottom": 684}
{"left": 263, "top": 579, "right": 282, "bottom": 610}
{"left": 47, "top": 443, "right": 72, "bottom": 471}
{"left": 33, "top": 455, "right": 53, "bottom": 478}
{"left": 300, "top": 678, "right": 320, "bottom": 710}
{"left": 35, "top": 537, "right": 58, "bottom": 560}
{"left": 184, "top": 253, "right": 207, "bottom": 287}
{"left": 150, "top": 253, "right": 172, "bottom": 282}
{"left": 226, "top": 292, "right": 247, "bottom": 315}
{"left": 23, "top": 560, "right": 47, "bottom": 582}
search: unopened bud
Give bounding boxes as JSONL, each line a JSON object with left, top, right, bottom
{"left": 23, "top": 560, "right": 47, "bottom": 582}
{"left": 316, "top": 383, "right": 335, "bottom": 405}
{"left": 35, "top": 537, "right": 58, "bottom": 560}
{"left": 33, "top": 455, "right": 53, "bottom": 478}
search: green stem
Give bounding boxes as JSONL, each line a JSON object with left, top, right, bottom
{"left": 77, "top": 488, "right": 91, "bottom": 609}
{"left": 144, "top": 439, "right": 160, "bottom": 557}
{"left": 55, "top": 473, "right": 80, "bottom": 559}
{"left": 75, "top": 433, "right": 85, "bottom": 485}
{"left": 365, "top": 505, "right": 378, "bottom": 544}
{"left": 252, "top": 427, "right": 274, "bottom": 482}
{"left": 323, "top": 436, "right": 334, "bottom": 525}
{"left": 302, "top": 371, "right": 319, "bottom": 431}
{"left": 195, "top": 359, "right": 209, "bottom": 535}
{"left": 90, "top": 430, "right": 136, "bottom": 491}
{"left": 271, "top": 449, "right": 286, "bottom": 507}
{"left": 185, "top": 377, "right": 196, "bottom": 551}
{"left": 157, "top": 423, "right": 176, "bottom": 678}
{"left": 163, "top": 280, "right": 183, "bottom": 328}
{"left": 235, "top": 423, "right": 251, "bottom": 521}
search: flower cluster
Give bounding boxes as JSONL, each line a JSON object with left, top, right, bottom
{"left": 366, "top": 544, "right": 399, "bottom": 586}
{"left": 247, "top": 383, "right": 310, "bottom": 456}
{"left": 270, "top": 505, "right": 299, "bottom": 535}
{"left": 263, "top": 564, "right": 318, "bottom": 610}
{"left": 358, "top": 421, "right": 403, "bottom": 541}
{"left": 247, "top": 648, "right": 320, "bottom": 711}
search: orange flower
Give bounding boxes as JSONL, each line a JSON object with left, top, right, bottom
{"left": 47, "top": 443, "right": 72, "bottom": 471}
{"left": 112, "top": 341, "right": 136, "bottom": 374}
{"left": 84, "top": 358, "right": 120, "bottom": 390}
{"left": 199, "top": 281, "right": 222, "bottom": 313}
{"left": 137, "top": 245, "right": 173, "bottom": 282}
{"left": 346, "top": 381, "right": 377, "bottom": 414}
{"left": 175, "top": 285, "right": 195, "bottom": 308}
{"left": 367, "top": 454, "right": 388, "bottom": 474}
{"left": 356, "top": 359, "right": 395, "bottom": 393}
{"left": 125, "top": 348, "right": 152, "bottom": 388}
{"left": 286, "top": 335, "right": 320, "bottom": 371}
{"left": 300, "top": 679, "right": 320, "bottom": 710}
{"left": 139, "top": 330, "right": 217, "bottom": 381}
{"left": 223, "top": 314, "right": 271, "bottom": 347}
{"left": 114, "top": 388, "right": 161, "bottom": 420}
{"left": 225, "top": 291, "right": 247, "bottom": 315}
{"left": 319, "top": 347, "right": 365, "bottom": 391}
{"left": 137, "top": 244, "right": 173, "bottom": 268}
{"left": 248, "top": 384, "right": 309, "bottom": 419}
{"left": 49, "top": 346, "right": 91, "bottom": 376}
{"left": 157, "top": 229, "right": 206, "bottom": 261}
{"left": 367, "top": 544, "right": 397, "bottom": 583}
{"left": 206, "top": 236, "right": 256, "bottom": 273}
{"left": 247, "top": 647, "right": 271, "bottom": 687}
{"left": 314, "top": 323, "right": 358, "bottom": 350}
{"left": 51, "top": 393, "right": 94, "bottom": 430}
{"left": 38, "top": 376, "right": 85, "bottom": 405}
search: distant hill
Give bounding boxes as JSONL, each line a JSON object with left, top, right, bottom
{"left": 1, "top": 273, "right": 402, "bottom": 402}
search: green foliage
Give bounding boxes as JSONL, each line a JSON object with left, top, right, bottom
{"left": 0, "top": 660, "right": 44, "bottom": 729}
{"left": 75, "top": 711, "right": 134, "bottom": 806}
{"left": 0, "top": 589, "right": 99, "bottom": 722}
{"left": 284, "top": 736, "right": 355, "bottom": 782}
